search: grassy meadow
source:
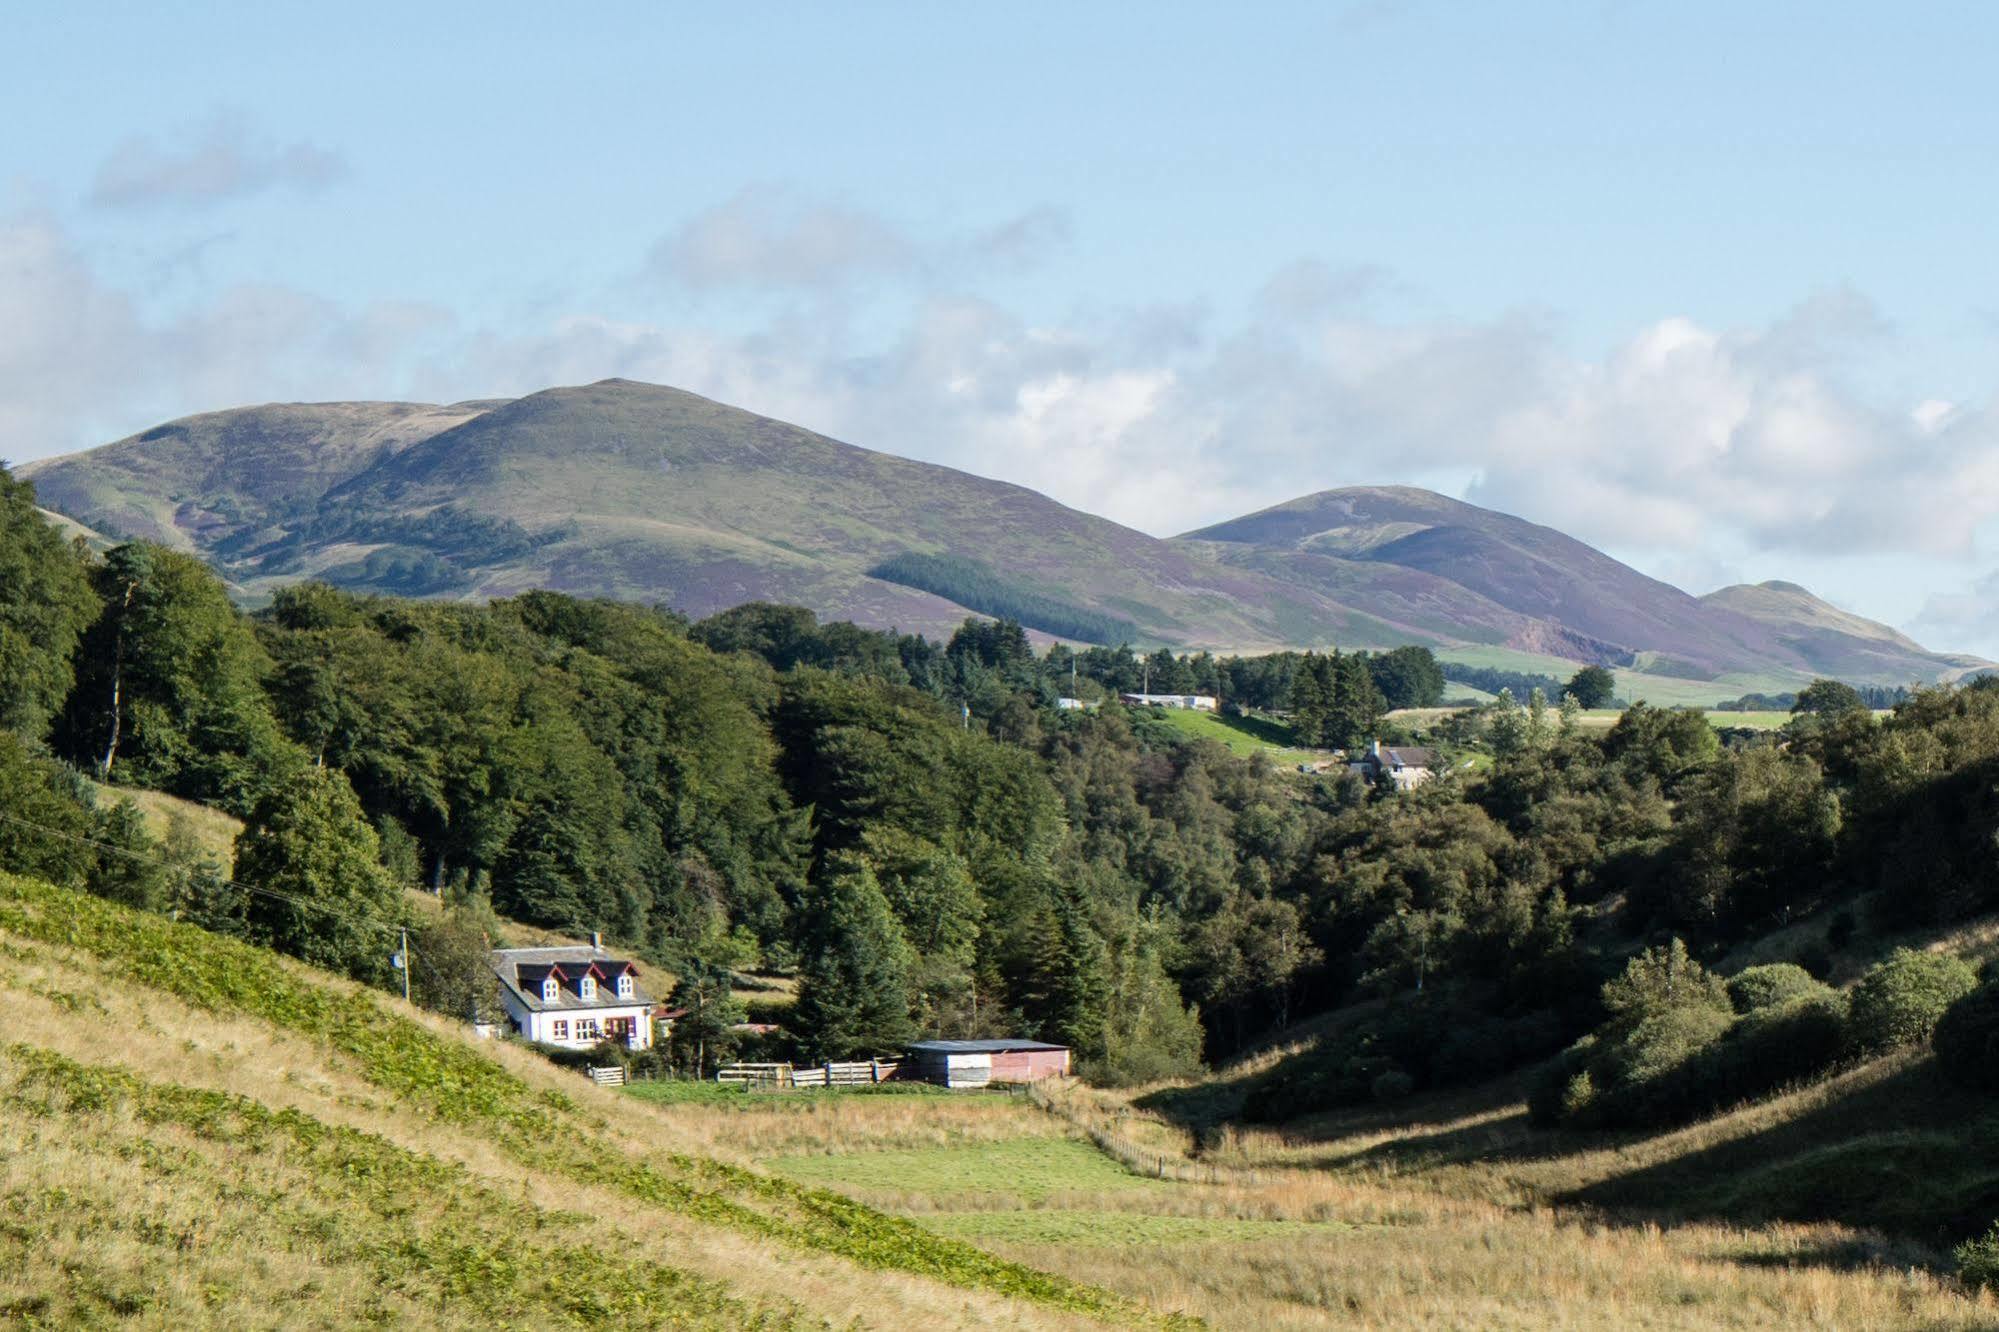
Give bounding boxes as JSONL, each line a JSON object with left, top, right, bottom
{"left": 624, "top": 1067, "right": 1996, "bottom": 1329}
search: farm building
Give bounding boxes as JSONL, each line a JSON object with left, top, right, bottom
{"left": 906, "top": 1039, "right": 1071, "bottom": 1088}
{"left": 1120, "top": 692, "right": 1218, "bottom": 711}
{"left": 1349, "top": 740, "right": 1437, "bottom": 791}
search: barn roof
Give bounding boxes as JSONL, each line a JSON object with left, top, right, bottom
{"left": 906, "top": 1039, "right": 1068, "bottom": 1054}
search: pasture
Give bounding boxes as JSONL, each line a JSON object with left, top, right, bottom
{"left": 633, "top": 1073, "right": 1995, "bottom": 1329}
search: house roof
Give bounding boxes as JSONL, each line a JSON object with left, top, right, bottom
{"left": 1382, "top": 746, "right": 1437, "bottom": 768}
{"left": 906, "top": 1039, "right": 1068, "bottom": 1055}
{"left": 490, "top": 946, "right": 653, "bottom": 1013}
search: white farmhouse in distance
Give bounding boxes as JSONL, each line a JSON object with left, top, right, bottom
{"left": 489, "top": 940, "right": 658, "bottom": 1050}
{"left": 1120, "top": 693, "right": 1218, "bottom": 711}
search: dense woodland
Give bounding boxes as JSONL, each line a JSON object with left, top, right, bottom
{"left": 8, "top": 460, "right": 1999, "bottom": 1120}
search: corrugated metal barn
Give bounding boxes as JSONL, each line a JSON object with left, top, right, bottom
{"left": 906, "top": 1039, "right": 1071, "bottom": 1088}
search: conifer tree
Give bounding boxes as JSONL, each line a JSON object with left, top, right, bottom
{"left": 792, "top": 854, "right": 917, "bottom": 1059}
{"left": 1288, "top": 652, "right": 1332, "bottom": 746}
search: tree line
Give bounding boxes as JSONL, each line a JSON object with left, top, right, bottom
{"left": 5, "top": 459, "right": 1992, "bottom": 1119}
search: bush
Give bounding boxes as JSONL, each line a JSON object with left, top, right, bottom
{"left": 1847, "top": 949, "right": 1978, "bottom": 1052}
{"left": 1957, "top": 1221, "right": 1999, "bottom": 1294}
{"left": 1726, "top": 963, "right": 1830, "bottom": 1014}
{"left": 1371, "top": 1069, "right": 1415, "bottom": 1101}
{"left": 1934, "top": 982, "right": 1999, "bottom": 1093}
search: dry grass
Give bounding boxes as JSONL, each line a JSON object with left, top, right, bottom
{"left": 686, "top": 1074, "right": 1999, "bottom": 1329}
{"left": 87, "top": 779, "right": 244, "bottom": 869}
{"left": 0, "top": 919, "right": 1128, "bottom": 1331}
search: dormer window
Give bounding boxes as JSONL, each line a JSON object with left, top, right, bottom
{"left": 616, "top": 973, "right": 633, "bottom": 999}
{"left": 541, "top": 977, "right": 558, "bottom": 1002}
{"left": 580, "top": 975, "right": 596, "bottom": 1000}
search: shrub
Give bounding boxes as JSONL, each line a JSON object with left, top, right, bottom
{"left": 1371, "top": 1069, "right": 1415, "bottom": 1101}
{"left": 1934, "top": 982, "right": 1999, "bottom": 1093}
{"left": 1957, "top": 1221, "right": 1999, "bottom": 1294}
{"left": 1848, "top": 949, "right": 1978, "bottom": 1052}
{"left": 1726, "top": 962, "right": 1830, "bottom": 1014}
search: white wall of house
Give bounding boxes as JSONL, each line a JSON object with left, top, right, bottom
{"left": 497, "top": 988, "right": 654, "bottom": 1049}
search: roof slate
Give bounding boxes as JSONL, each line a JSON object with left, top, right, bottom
{"left": 490, "top": 946, "right": 652, "bottom": 1013}
{"left": 906, "top": 1039, "right": 1068, "bottom": 1054}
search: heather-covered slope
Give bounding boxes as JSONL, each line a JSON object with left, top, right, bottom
{"left": 22, "top": 381, "right": 1981, "bottom": 681}
{"left": 25, "top": 380, "right": 1354, "bottom": 650}
{"left": 1181, "top": 486, "right": 1975, "bottom": 683}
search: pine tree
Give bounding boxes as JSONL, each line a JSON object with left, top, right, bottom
{"left": 792, "top": 854, "right": 917, "bottom": 1060}
{"left": 1029, "top": 889, "right": 1110, "bottom": 1060}
{"left": 1329, "top": 651, "right": 1385, "bottom": 751}
{"left": 1288, "top": 652, "right": 1331, "bottom": 746}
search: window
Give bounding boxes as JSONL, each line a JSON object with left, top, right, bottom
{"left": 616, "top": 974, "right": 633, "bottom": 999}
{"left": 541, "top": 977, "right": 558, "bottom": 1002}
{"left": 576, "top": 1019, "right": 599, "bottom": 1041}
{"left": 580, "top": 976, "right": 596, "bottom": 1000}
{"left": 552, "top": 1019, "right": 568, "bottom": 1040}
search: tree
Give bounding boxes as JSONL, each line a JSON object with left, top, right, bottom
{"left": 236, "top": 766, "right": 405, "bottom": 983}
{"left": 1792, "top": 679, "right": 1866, "bottom": 716}
{"left": 1026, "top": 888, "right": 1110, "bottom": 1059}
{"left": 1329, "top": 652, "right": 1386, "bottom": 751}
{"left": 1565, "top": 665, "right": 1615, "bottom": 710}
{"left": 791, "top": 855, "right": 917, "bottom": 1060}
{"left": 1287, "top": 654, "right": 1332, "bottom": 746}
{"left": 668, "top": 955, "right": 746, "bottom": 1077}
{"left": 1368, "top": 646, "right": 1446, "bottom": 709}
{"left": 58, "top": 543, "right": 298, "bottom": 812}
{"left": 0, "top": 464, "right": 98, "bottom": 742}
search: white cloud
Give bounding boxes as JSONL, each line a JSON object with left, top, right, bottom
{"left": 11, "top": 193, "right": 1999, "bottom": 656}
{"left": 89, "top": 113, "right": 346, "bottom": 210}
{"left": 647, "top": 187, "right": 1072, "bottom": 293}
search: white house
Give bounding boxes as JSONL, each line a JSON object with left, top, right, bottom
{"left": 1348, "top": 740, "right": 1437, "bottom": 792}
{"left": 1120, "top": 693, "right": 1218, "bottom": 711}
{"left": 490, "top": 941, "right": 658, "bottom": 1050}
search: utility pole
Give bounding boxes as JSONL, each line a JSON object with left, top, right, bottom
{"left": 398, "top": 927, "right": 411, "bottom": 1003}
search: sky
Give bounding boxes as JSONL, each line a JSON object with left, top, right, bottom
{"left": 6, "top": 2, "right": 1999, "bottom": 654}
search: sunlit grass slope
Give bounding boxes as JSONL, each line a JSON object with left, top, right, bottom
{"left": 0, "top": 872, "right": 1184, "bottom": 1331}
{"left": 622, "top": 1067, "right": 1996, "bottom": 1328}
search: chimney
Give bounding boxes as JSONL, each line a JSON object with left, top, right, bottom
{"left": 591, "top": 931, "right": 602, "bottom": 953}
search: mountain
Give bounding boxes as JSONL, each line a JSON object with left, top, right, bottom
{"left": 1177, "top": 486, "right": 1976, "bottom": 684}
{"left": 24, "top": 379, "right": 1369, "bottom": 652}
{"left": 21, "top": 379, "right": 1979, "bottom": 684}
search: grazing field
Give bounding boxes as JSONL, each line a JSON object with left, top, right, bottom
{"left": 1433, "top": 646, "right": 1812, "bottom": 710}
{"left": 634, "top": 1071, "right": 1994, "bottom": 1329}
{"left": 1143, "top": 706, "right": 1328, "bottom": 766}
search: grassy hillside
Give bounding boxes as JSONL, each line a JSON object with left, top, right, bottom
{"left": 1187, "top": 488, "right": 1975, "bottom": 686}
{"left": 610, "top": 1059, "right": 1992, "bottom": 1327}
{"left": 23, "top": 379, "right": 1980, "bottom": 683}
{"left": 0, "top": 872, "right": 1178, "bottom": 1330}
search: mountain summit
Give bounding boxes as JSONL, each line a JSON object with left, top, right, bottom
{"left": 21, "top": 379, "right": 1976, "bottom": 686}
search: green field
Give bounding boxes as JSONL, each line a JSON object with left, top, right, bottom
{"left": 1142, "top": 706, "right": 1328, "bottom": 765}
{"left": 1434, "top": 645, "right": 1811, "bottom": 709}
{"left": 773, "top": 1136, "right": 1166, "bottom": 1204}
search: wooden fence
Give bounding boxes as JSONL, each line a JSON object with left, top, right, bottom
{"left": 715, "top": 1060, "right": 900, "bottom": 1090}
{"left": 1026, "top": 1080, "right": 1262, "bottom": 1187}
{"left": 586, "top": 1064, "right": 627, "bottom": 1088}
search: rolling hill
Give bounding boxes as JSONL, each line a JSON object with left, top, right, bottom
{"left": 1177, "top": 486, "right": 1979, "bottom": 685}
{"left": 21, "top": 378, "right": 1979, "bottom": 686}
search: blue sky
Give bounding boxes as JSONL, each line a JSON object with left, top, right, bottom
{"left": 6, "top": 3, "right": 1999, "bottom": 654}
